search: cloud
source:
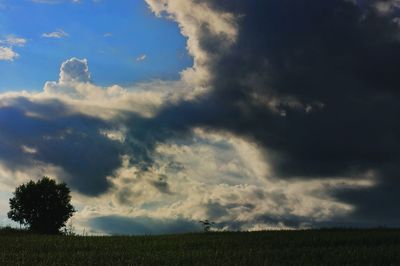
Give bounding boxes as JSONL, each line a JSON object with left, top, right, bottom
{"left": 0, "top": 46, "right": 18, "bottom": 61}
{"left": 136, "top": 54, "right": 147, "bottom": 62}
{"left": 41, "top": 58, "right": 195, "bottom": 119}
{"left": 145, "top": 0, "right": 238, "bottom": 87}
{"left": 0, "top": 35, "right": 26, "bottom": 61}
{"left": 0, "top": 36, "right": 27, "bottom": 47}
{"left": 2, "top": 0, "right": 400, "bottom": 234}
{"left": 138, "top": 0, "right": 400, "bottom": 227}
{"left": 32, "top": 0, "right": 80, "bottom": 4}
{"left": 1, "top": 56, "right": 366, "bottom": 232}
{"left": 42, "top": 29, "right": 69, "bottom": 39}
{"left": 0, "top": 57, "right": 194, "bottom": 196}
{"left": 70, "top": 128, "right": 374, "bottom": 234}
{"left": 0, "top": 59, "right": 128, "bottom": 195}
{"left": 59, "top": 58, "right": 91, "bottom": 83}
{"left": 89, "top": 216, "right": 201, "bottom": 235}
{"left": 0, "top": 97, "right": 123, "bottom": 195}
{"left": 373, "top": 0, "right": 400, "bottom": 13}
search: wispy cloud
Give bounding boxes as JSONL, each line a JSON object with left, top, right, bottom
{"left": 32, "top": 0, "right": 80, "bottom": 4}
{"left": 0, "top": 35, "right": 27, "bottom": 47}
{"left": 42, "top": 29, "right": 69, "bottom": 39}
{"left": 136, "top": 54, "right": 147, "bottom": 62}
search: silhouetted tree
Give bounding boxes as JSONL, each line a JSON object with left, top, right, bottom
{"left": 199, "top": 220, "right": 215, "bottom": 232}
{"left": 8, "top": 177, "right": 75, "bottom": 234}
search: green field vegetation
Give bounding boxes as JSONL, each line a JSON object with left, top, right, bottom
{"left": 1, "top": 228, "right": 400, "bottom": 265}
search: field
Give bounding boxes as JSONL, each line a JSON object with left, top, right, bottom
{"left": 1, "top": 229, "right": 400, "bottom": 265}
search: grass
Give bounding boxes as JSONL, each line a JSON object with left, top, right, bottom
{"left": 1, "top": 228, "right": 400, "bottom": 265}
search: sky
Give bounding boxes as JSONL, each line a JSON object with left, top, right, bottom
{"left": 0, "top": 0, "right": 191, "bottom": 91}
{"left": 1, "top": 0, "right": 400, "bottom": 235}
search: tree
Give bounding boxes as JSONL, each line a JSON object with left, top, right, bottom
{"left": 199, "top": 220, "right": 215, "bottom": 232}
{"left": 8, "top": 177, "right": 75, "bottom": 234}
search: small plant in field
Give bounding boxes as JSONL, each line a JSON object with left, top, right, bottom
{"left": 63, "top": 218, "right": 76, "bottom": 236}
{"left": 82, "top": 227, "right": 88, "bottom": 236}
{"left": 199, "top": 220, "right": 215, "bottom": 232}
{"left": 8, "top": 177, "right": 75, "bottom": 234}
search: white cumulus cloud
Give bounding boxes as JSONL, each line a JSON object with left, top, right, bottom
{"left": 0, "top": 46, "right": 19, "bottom": 61}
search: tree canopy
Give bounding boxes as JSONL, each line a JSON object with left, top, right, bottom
{"left": 8, "top": 177, "right": 75, "bottom": 234}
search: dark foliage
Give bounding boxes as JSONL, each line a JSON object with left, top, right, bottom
{"left": 8, "top": 177, "right": 75, "bottom": 234}
{"left": 1, "top": 230, "right": 400, "bottom": 265}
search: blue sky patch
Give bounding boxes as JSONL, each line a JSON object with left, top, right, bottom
{"left": 0, "top": 0, "right": 192, "bottom": 92}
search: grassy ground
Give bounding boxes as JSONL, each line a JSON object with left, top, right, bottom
{"left": 1, "top": 228, "right": 400, "bottom": 265}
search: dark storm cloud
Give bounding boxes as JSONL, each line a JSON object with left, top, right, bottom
{"left": 131, "top": 0, "right": 400, "bottom": 226}
{"left": 90, "top": 215, "right": 202, "bottom": 235}
{"left": 172, "top": 0, "right": 400, "bottom": 178}
{"left": 208, "top": 0, "right": 400, "bottom": 225}
{"left": 0, "top": 97, "right": 123, "bottom": 195}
